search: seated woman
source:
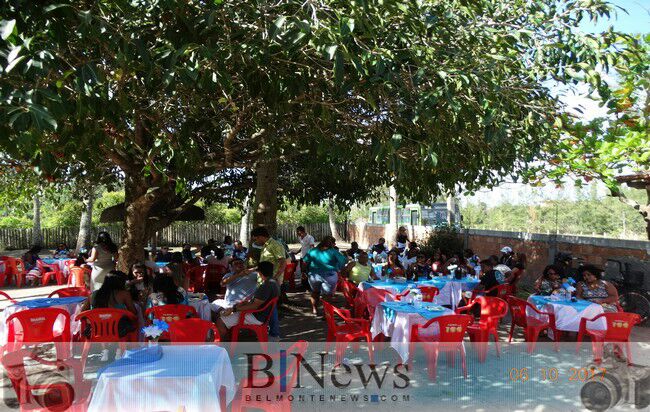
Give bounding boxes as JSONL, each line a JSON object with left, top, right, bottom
{"left": 505, "top": 253, "right": 526, "bottom": 289}
{"left": 211, "top": 258, "right": 258, "bottom": 313}
{"left": 80, "top": 271, "right": 137, "bottom": 361}
{"left": 576, "top": 265, "right": 619, "bottom": 312}
{"left": 534, "top": 265, "right": 563, "bottom": 296}
{"left": 146, "top": 274, "right": 188, "bottom": 309}
{"left": 216, "top": 261, "right": 279, "bottom": 340}
{"left": 53, "top": 243, "right": 72, "bottom": 259}
{"left": 127, "top": 263, "right": 152, "bottom": 308}
{"left": 407, "top": 254, "right": 433, "bottom": 281}
{"left": 342, "top": 251, "right": 377, "bottom": 284}
{"left": 164, "top": 252, "right": 187, "bottom": 290}
{"left": 382, "top": 250, "right": 405, "bottom": 279}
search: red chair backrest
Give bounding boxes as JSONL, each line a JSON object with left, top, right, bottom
{"left": 168, "top": 318, "right": 220, "bottom": 342}
{"left": 37, "top": 259, "right": 58, "bottom": 273}
{"left": 48, "top": 287, "right": 91, "bottom": 298}
{"left": 487, "top": 284, "right": 512, "bottom": 299}
{"left": 362, "top": 288, "right": 394, "bottom": 316}
{"left": 187, "top": 265, "right": 207, "bottom": 290}
{"left": 204, "top": 264, "right": 227, "bottom": 291}
{"left": 395, "top": 289, "right": 411, "bottom": 301}
{"left": 600, "top": 312, "right": 641, "bottom": 341}
{"left": 247, "top": 341, "right": 308, "bottom": 393}
{"left": 419, "top": 286, "right": 440, "bottom": 302}
{"left": 412, "top": 314, "right": 473, "bottom": 343}
{"left": 476, "top": 296, "right": 508, "bottom": 326}
{"left": 241, "top": 297, "right": 278, "bottom": 325}
{"left": 341, "top": 279, "right": 359, "bottom": 305}
{"left": 506, "top": 296, "right": 529, "bottom": 327}
{"left": 68, "top": 266, "right": 90, "bottom": 287}
{"left": 322, "top": 301, "right": 346, "bottom": 333}
{"left": 75, "top": 308, "right": 138, "bottom": 342}
{"left": 7, "top": 308, "right": 71, "bottom": 348}
{"left": 4, "top": 257, "right": 26, "bottom": 275}
{"left": 146, "top": 304, "right": 198, "bottom": 324}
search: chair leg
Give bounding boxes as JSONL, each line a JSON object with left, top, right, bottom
{"left": 365, "top": 333, "right": 374, "bottom": 364}
{"left": 493, "top": 331, "right": 501, "bottom": 358}
{"left": 460, "top": 345, "right": 468, "bottom": 379}
{"left": 335, "top": 340, "right": 348, "bottom": 366}
{"left": 428, "top": 347, "right": 439, "bottom": 381}
{"left": 508, "top": 322, "right": 516, "bottom": 343}
{"left": 625, "top": 341, "right": 633, "bottom": 365}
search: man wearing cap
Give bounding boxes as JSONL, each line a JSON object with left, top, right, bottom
{"left": 499, "top": 246, "right": 514, "bottom": 267}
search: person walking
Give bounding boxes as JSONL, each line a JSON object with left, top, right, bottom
{"left": 303, "top": 236, "right": 347, "bottom": 315}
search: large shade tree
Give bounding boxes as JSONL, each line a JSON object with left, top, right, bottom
{"left": 1, "top": 0, "right": 636, "bottom": 269}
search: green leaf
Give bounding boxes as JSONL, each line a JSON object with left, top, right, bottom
{"left": 5, "top": 56, "right": 26, "bottom": 73}
{"left": 0, "top": 19, "right": 16, "bottom": 40}
{"left": 29, "top": 104, "right": 57, "bottom": 131}
{"left": 269, "top": 16, "right": 286, "bottom": 40}
{"left": 334, "top": 49, "right": 344, "bottom": 85}
{"left": 326, "top": 45, "right": 338, "bottom": 60}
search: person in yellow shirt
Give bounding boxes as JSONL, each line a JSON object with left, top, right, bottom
{"left": 250, "top": 226, "right": 287, "bottom": 340}
{"left": 342, "top": 251, "right": 378, "bottom": 285}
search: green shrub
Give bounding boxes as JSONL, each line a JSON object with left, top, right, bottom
{"left": 419, "top": 224, "right": 465, "bottom": 258}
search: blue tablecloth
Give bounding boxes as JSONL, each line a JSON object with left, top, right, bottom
{"left": 381, "top": 301, "right": 451, "bottom": 322}
{"left": 42, "top": 258, "right": 67, "bottom": 265}
{"left": 98, "top": 346, "right": 163, "bottom": 377}
{"left": 155, "top": 262, "right": 169, "bottom": 267}
{"left": 17, "top": 296, "right": 87, "bottom": 309}
{"left": 529, "top": 295, "right": 593, "bottom": 313}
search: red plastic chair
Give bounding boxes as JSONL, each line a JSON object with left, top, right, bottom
{"left": 231, "top": 341, "right": 308, "bottom": 412}
{"left": 1, "top": 290, "right": 17, "bottom": 304}
{"left": 576, "top": 312, "right": 641, "bottom": 365}
{"left": 168, "top": 318, "right": 221, "bottom": 343}
{"left": 409, "top": 314, "right": 474, "bottom": 381}
{"left": 507, "top": 296, "right": 560, "bottom": 353}
{"left": 419, "top": 286, "right": 440, "bottom": 302}
{"left": 470, "top": 284, "right": 512, "bottom": 302}
{"left": 186, "top": 265, "right": 207, "bottom": 292}
{"left": 2, "top": 257, "right": 27, "bottom": 287}
{"left": 323, "top": 301, "right": 373, "bottom": 365}
{"left": 75, "top": 308, "right": 139, "bottom": 372}
{"left": 358, "top": 288, "right": 395, "bottom": 320}
{"left": 205, "top": 264, "right": 228, "bottom": 294}
{"left": 6, "top": 308, "right": 72, "bottom": 360}
{"left": 37, "top": 260, "right": 65, "bottom": 286}
{"left": 230, "top": 297, "right": 278, "bottom": 352}
{"left": 48, "top": 287, "right": 91, "bottom": 298}
{"left": 340, "top": 278, "right": 360, "bottom": 309}
{"left": 1, "top": 348, "right": 91, "bottom": 412}
{"left": 456, "top": 296, "right": 508, "bottom": 362}
{"left": 284, "top": 262, "right": 297, "bottom": 290}
{"left": 67, "top": 266, "right": 90, "bottom": 287}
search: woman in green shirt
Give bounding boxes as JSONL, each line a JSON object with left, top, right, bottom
{"left": 342, "top": 251, "right": 377, "bottom": 284}
{"left": 303, "top": 236, "right": 346, "bottom": 315}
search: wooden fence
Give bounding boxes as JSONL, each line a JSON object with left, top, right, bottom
{"left": 0, "top": 222, "right": 347, "bottom": 250}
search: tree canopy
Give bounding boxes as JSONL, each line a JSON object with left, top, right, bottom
{"left": 1, "top": 0, "right": 639, "bottom": 266}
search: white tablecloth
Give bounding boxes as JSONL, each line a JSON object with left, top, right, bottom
{"left": 526, "top": 296, "right": 606, "bottom": 332}
{"left": 88, "top": 345, "right": 236, "bottom": 412}
{"left": 371, "top": 304, "right": 453, "bottom": 362}
{"left": 0, "top": 297, "right": 85, "bottom": 345}
{"left": 189, "top": 299, "right": 213, "bottom": 321}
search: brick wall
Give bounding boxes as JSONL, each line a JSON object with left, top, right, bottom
{"left": 348, "top": 224, "right": 650, "bottom": 288}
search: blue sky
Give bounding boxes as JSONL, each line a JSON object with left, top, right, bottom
{"left": 580, "top": 0, "right": 649, "bottom": 35}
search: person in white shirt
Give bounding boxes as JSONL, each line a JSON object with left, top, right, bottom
{"left": 296, "top": 226, "right": 315, "bottom": 278}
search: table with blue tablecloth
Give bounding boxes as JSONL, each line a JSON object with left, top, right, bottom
{"left": 371, "top": 301, "right": 454, "bottom": 362}
{"left": 88, "top": 345, "right": 236, "bottom": 412}
{"left": 360, "top": 276, "right": 480, "bottom": 309}
{"left": 0, "top": 296, "right": 87, "bottom": 345}
{"left": 527, "top": 295, "right": 606, "bottom": 332}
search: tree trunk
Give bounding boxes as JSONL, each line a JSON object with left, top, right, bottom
{"left": 76, "top": 190, "right": 94, "bottom": 253}
{"left": 239, "top": 190, "right": 252, "bottom": 246}
{"left": 31, "top": 196, "right": 42, "bottom": 247}
{"left": 446, "top": 195, "right": 455, "bottom": 225}
{"left": 328, "top": 197, "right": 342, "bottom": 241}
{"left": 612, "top": 184, "right": 650, "bottom": 241}
{"left": 117, "top": 174, "right": 157, "bottom": 272}
{"left": 252, "top": 157, "right": 278, "bottom": 235}
{"left": 387, "top": 185, "right": 398, "bottom": 247}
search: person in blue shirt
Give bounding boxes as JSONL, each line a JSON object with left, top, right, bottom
{"left": 232, "top": 240, "right": 248, "bottom": 261}
{"left": 302, "top": 236, "right": 347, "bottom": 315}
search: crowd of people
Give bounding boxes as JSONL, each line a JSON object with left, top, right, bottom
{"left": 13, "top": 223, "right": 621, "bottom": 354}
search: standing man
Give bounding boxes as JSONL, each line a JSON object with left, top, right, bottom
{"left": 250, "top": 226, "right": 287, "bottom": 341}
{"left": 296, "top": 226, "right": 315, "bottom": 282}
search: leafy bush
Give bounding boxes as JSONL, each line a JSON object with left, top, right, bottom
{"left": 419, "top": 224, "right": 465, "bottom": 258}
{"left": 0, "top": 216, "right": 31, "bottom": 228}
